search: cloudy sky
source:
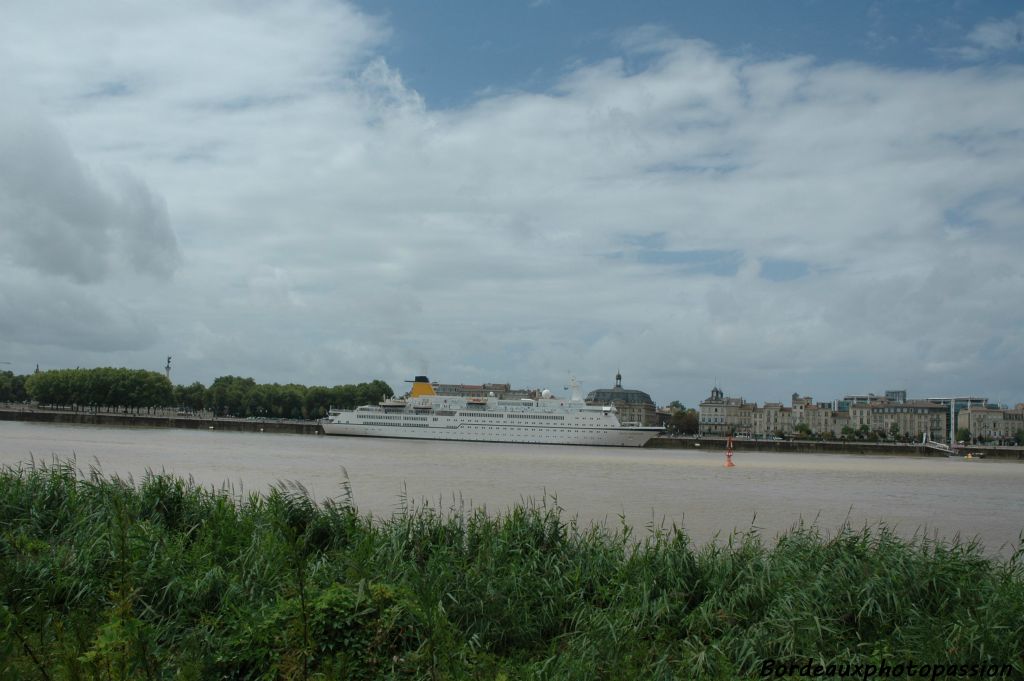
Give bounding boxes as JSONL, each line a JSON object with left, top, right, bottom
{"left": 1, "top": 1, "right": 1022, "bottom": 408}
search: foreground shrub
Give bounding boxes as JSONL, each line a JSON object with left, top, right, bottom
{"left": 1, "top": 459, "right": 1022, "bottom": 679}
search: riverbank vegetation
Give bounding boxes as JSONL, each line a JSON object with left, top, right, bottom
{"left": 14, "top": 368, "right": 393, "bottom": 421}
{"left": 664, "top": 401, "right": 699, "bottom": 435}
{"left": 0, "top": 371, "right": 28, "bottom": 404}
{"left": 2, "top": 461, "right": 1022, "bottom": 679}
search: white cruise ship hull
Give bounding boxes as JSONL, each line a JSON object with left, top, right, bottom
{"left": 320, "top": 420, "right": 659, "bottom": 447}
{"left": 320, "top": 375, "right": 662, "bottom": 447}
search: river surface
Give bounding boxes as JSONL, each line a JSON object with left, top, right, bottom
{"left": 2, "top": 421, "right": 1022, "bottom": 555}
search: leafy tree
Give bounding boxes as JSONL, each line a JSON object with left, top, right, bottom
{"left": 0, "top": 371, "right": 29, "bottom": 402}
{"left": 840, "top": 426, "right": 856, "bottom": 440}
{"left": 138, "top": 371, "right": 174, "bottom": 413}
{"left": 304, "top": 386, "right": 331, "bottom": 419}
{"left": 274, "top": 384, "right": 306, "bottom": 419}
{"left": 208, "top": 376, "right": 257, "bottom": 417}
{"left": 794, "top": 423, "right": 812, "bottom": 438}
{"left": 328, "top": 381, "right": 393, "bottom": 411}
{"left": 955, "top": 427, "right": 972, "bottom": 443}
{"left": 667, "top": 408, "right": 699, "bottom": 435}
{"left": 331, "top": 383, "right": 357, "bottom": 410}
{"left": 355, "top": 380, "right": 393, "bottom": 406}
{"left": 1015, "top": 429, "right": 1024, "bottom": 446}
{"left": 174, "top": 382, "right": 207, "bottom": 412}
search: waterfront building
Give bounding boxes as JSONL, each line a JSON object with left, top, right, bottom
{"left": 698, "top": 388, "right": 961, "bottom": 442}
{"left": 586, "top": 372, "right": 658, "bottom": 426}
{"left": 957, "top": 405, "right": 1024, "bottom": 442}
{"left": 850, "top": 400, "right": 949, "bottom": 441}
{"left": 923, "top": 397, "right": 990, "bottom": 440}
{"left": 799, "top": 399, "right": 849, "bottom": 438}
{"left": 752, "top": 401, "right": 790, "bottom": 437}
{"left": 840, "top": 394, "right": 882, "bottom": 407}
{"left": 698, "top": 387, "right": 753, "bottom": 436}
{"left": 434, "top": 382, "right": 536, "bottom": 400}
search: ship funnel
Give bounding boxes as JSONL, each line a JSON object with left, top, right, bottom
{"left": 408, "top": 376, "right": 437, "bottom": 398}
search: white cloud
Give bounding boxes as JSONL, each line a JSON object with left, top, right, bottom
{"left": 0, "top": 7, "right": 1022, "bottom": 407}
{"left": 955, "top": 11, "right": 1024, "bottom": 60}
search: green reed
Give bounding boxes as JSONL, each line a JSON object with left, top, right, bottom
{"left": 1, "top": 459, "right": 1022, "bottom": 680}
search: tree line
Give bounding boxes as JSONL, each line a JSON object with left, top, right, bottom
{"left": 191, "top": 375, "right": 393, "bottom": 420}
{"left": 0, "top": 371, "right": 29, "bottom": 403}
{"left": 7, "top": 368, "right": 393, "bottom": 420}
{"left": 24, "top": 368, "right": 173, "bottom": 414}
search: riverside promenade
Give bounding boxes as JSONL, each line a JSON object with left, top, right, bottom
{"left": 2, "top": 405, "right": 1023, "bottom": 459}
{"left": 0, "top": 405, "right": 321, "bottom": 435}
{"left": 648, "top": 434, "right": 1024, "bottom": 460}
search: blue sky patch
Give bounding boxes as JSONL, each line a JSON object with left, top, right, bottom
{"left": 943, "top": 190, "right": 1007, "bottom": 233}
{"left": 353, "top": 1, "right": 1023, "bottom": 108}
{"left": 760, "top": 258, "right": 811, "bottom": 282}
{"left": 637, "top": 249, "right": 742, "bottom": 276}
{"left": 620, "top": 232, "right": 667, "bottom": 249}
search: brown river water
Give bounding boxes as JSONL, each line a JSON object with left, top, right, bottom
{"left": 2, "top": 421, "right": 1022, "bottom": 555}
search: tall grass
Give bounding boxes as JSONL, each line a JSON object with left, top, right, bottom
{"left": 1, "top": 458, "right": 1022, "bottom": 680}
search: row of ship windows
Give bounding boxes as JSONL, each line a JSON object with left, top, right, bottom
{"left": 356, "top": 414, "right": 428, "bottom": 421}
{"left": 361, "top": 412, "right": 611, "bottom": 422}
{"left": 508, "top": 414, "right": 565, "bottom": 420}
{"left": 450, "top": 412, "right": 569, "bottom": 421}
{"left": 362, "top": 424, "right": 600, "bottom": 433}
{"left": 361, "top": 422, "right": 429, "bottom": 427}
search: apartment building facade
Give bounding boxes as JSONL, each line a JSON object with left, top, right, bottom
{"left": 957, "top": 405, "right": 1024, "bottom": 442}
{"left": 699, "top": 387, "right": 957, "bottom": 442}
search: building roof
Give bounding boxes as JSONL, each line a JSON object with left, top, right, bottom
{"left": 585, "top": 372, "right": 655, "bottom": 407}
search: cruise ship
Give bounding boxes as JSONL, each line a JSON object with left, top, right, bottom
{"left": 320, "top": 376, "right": 662, "bottom": 447}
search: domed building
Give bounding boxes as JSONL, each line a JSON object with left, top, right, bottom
{"left": 586, "top": 372, "right": 658, "bottom": 426}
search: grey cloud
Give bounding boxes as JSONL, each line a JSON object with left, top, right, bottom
{"left": 0, "top": 100, "right": 181, "bottom": 283}
{"left": 0, "top": 275, "right": 158, "bottom": 352}
{"left": 0, "top": 106, "right": 110, "bottom": 282}
{"left": 111, "top": 171, "right": 181, "bottom": 278}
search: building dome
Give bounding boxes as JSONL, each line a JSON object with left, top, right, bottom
{"left": 585, "top": 372, "right": 655, "bottom": 407}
